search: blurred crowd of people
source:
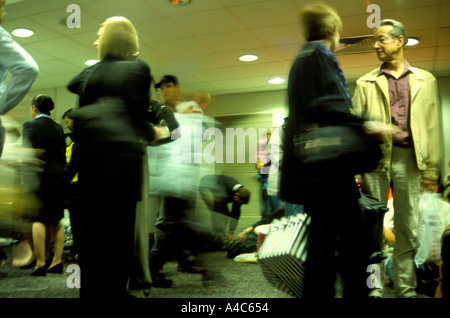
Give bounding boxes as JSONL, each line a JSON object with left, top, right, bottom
{"left": 0, "top": 2, "right": 253, "bottom": 298}
{"left": 0, "top": 0, "right": 449, "bottom": 300}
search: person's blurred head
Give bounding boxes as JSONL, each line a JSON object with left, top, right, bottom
{"left": 31, "top": 94, "right": 54, "bottom": 117}
{"left": 95, "top": 16, "right": 139, "bottom": 61}
{"left": 193, "top": 91, "right": 211, "bottom": 110}
{"left": 299, "top": 2, "right": 342, "bottom": 52}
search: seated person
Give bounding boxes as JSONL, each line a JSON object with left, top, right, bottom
{"left": 237, "top": 206, "right": 286, "bottom": 243}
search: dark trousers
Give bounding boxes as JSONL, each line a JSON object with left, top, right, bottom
{"left": 79, "top": 198, "right": 136, "bottom": 299}
{"left": 150, "top": 196, "right": 196, "bottom": 273}
{"left": 302, "top": 174, "right": 370, "bottom": 298}
{"left": 77, "top": 156, "right": 141, "bottom": 299}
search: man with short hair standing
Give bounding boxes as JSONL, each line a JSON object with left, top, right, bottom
{"left": 149, "top": 75, "right": 206, "bottom": 287}
{"left": 352, "top": 19, "right": 442, "bottom": 298}
{"left": 155, "top": 74, "right": 181, "bottom": 113}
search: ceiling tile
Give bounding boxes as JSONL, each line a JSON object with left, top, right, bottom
{"left": 214, "top": 47, "right": 281, "bottom": 66}
{"left": 81, "top": 0, "right": 163, "bottom": 22}
{"left": 169, "top": 8, "right": 245, "bottom": 36}
{"left": 2, "top": 18, "right": 66, "bottom": 43}
{"left": 438, "top": 28, "right": 450, "bottom": 46}
{"left": 251, "top": 23, "right": 303, "bottom": 47}
{"left": 439, "top": 5, "right": 450, "bottom": 28}
{"left": 1, "top": 0, "right": 447, "bottom": 96}
{"left": 26, "top": 7, "right": 103, "bottom": 35}
{"left": 436, "top": 45, "right": 450, "bottom": 60}
{"left": 337, "top": 52, "right": 380, "bottom": 69}
{"left": 149, "top": 37, "right": 211, "bottom": 59}
{"left": 134, "top": 18, "right": 193, "bottom": 44}
{"left": 404, "top": 47, "right": 437, "bottom": 63}
{"left": 197, "top": 30, "right": 263, "bottom": 54}
{"left": 381, "top": 6, "right": 440, "bottom": 32}
{"left": 16, "top": 46, "right": 57, "bottom": 63}
{"left": 227, "top": 0, "right": 300, "bottom": 29}
{"left": 37, "top": 59, "right": 82, "bottom": 76}
{"left": 26, "top": 36, "right": 94, "bottom": 58}
{"left": 143, "top": 0, "right": 224, "bottom": 17}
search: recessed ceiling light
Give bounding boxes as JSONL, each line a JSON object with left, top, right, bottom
{"left": 406, "top": 37, "right": 419, "bottom": 46}
{"left": 170, "top": 0, "right": 191, "bottom": 5}
{"left": 239, "top": 54, "right": 258, "bottom": 62}
{"left": 268, "top": 77, "right": 285, "bottom": 84}
{"left": 85, "top": 59, "right": 99, "bottom": 66}
{"left": 12, "top": 28, "right": 34, "bottom": 38}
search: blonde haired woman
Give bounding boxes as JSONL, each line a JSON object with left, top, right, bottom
{"left": 95, "top": 16, "right": 139, "bottom": 60}
{"left": 68, "top": 16, "right": 157, "bottom": 298}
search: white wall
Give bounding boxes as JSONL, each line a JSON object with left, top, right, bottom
{"left": 206, "top": 89, "right": 289, "bottom": 128}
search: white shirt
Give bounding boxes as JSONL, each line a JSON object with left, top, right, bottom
{"left": 176, "top": 101, "right": 203, "bottom": 114}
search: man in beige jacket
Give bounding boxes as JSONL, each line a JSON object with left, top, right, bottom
{"left": 352, "top": 19, "right": 442, "bottom": 298}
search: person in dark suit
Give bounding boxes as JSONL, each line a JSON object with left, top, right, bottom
{"left": 22, "top": 94, "right": 66, "bottom": 276}
{"left": 198, "top": 174, "right": 251, "bottom": 244}
{"left": 67, "top": 16, "right": 159, "bottom": 298}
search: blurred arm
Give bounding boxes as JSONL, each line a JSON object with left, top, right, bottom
{"left": 0, "top": 27, "right": 39, "bottom": 115}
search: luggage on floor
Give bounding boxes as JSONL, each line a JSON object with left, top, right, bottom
{"left": 257, "top": 214, "right": 311, "bottom": 298}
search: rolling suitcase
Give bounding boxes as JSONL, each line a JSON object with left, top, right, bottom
{"left": 258, "top": 214, "right": 311, "bottom": 298}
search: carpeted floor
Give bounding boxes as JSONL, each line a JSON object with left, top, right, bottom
{"left": 0, "top": 246, "right": 291, "bottom": 299}
{"left": 0, "top": 249, "right": 79, "bottom": 298}
{"left": 0, "top": 243, "right": 433, "bottom": 300}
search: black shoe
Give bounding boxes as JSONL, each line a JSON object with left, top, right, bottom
{"left": 47, "top": 263, "right": 63, "bottom": 274}
{"left": 31, "top": 265, "right": 47, "bottom": 277}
